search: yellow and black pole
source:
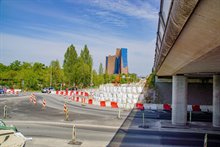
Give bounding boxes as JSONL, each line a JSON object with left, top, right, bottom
{"left": 42, "top": 99, "right": 46, "bottom": 110}
{"left": 64, "top": 103, "right": 69, "bottom": 121}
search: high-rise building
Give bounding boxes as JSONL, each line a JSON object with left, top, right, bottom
{"left": 106, "top": 48, "right": 128, "bottom": 75}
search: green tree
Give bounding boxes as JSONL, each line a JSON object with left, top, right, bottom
{"left": 63, "top": 44, "right": 78, "bottom": 86}
{"left": 80, "top": 45, "right": 93, "bottom": 70}
{"left": 104, "top": 73, "right": 110, "bottom": 84}
{"left": 79, "top": 45, "right": 93, "bottom": 86}
{"left": 98, "top": 63, "right": 104, "bottom": 75}
{"left": 21, "top": 62, "right": 32, "bottom": 69}
{"left": 93, "top": 70, "right": 104, "bottom": 87}
{"left": 50, "top": 60, "right": 63, "bottom": 89}
{"left": 74, "top": 57, "right": 91, "bottom": 87}
{"left": 146, "top": 71, "right": 156, "bottom": 88}
{"left": 0, "top": 63, "right": 8, "bottom": 72}
{"left": 9, "top": 60, "right": 21, "bottom": 71}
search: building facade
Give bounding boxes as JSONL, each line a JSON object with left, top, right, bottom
{"left": 106, "top": 48, "right": 128, "bottom": 75}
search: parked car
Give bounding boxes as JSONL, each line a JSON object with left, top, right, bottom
{"left": 41, "top": 87, "right": 55, "bottom": 93}
{"left": 68, "top": 87, "right": 78, "bottom": 91}
{"left": 0, "top": 88, "right": 4, "bottom": 94}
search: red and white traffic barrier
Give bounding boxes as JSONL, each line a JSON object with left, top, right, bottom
{"left": 88, "top": 99, "right": 93, "bottom": 105}
{"left": 163, "top": 103, "right": 172, "bottom": 111}
{"left": 100, "top": 101, "right": 106, "bottom": 107}
{"left": 33, "top": 97, "right": 37, "bottom": 106}
{"left": 42, "top": 99, "right": 46, "bottom": 109}
{"left": 192, "top": 105, "right": 201, "bottom": 111}
{"left": 111, "top": 102, "right": 118, "bottom": 108}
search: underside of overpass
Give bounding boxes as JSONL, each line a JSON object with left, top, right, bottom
{"left": 153, "top": 0, "right": 220, "bottom": 127}
{"left": 154, "top": 0, "right": 220, "bottom": 76}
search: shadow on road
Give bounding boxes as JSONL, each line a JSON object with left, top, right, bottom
{"left": 107, "top": 109, "right": 220, "bottom": 147}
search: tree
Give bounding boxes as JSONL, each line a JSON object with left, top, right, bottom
{"left": 93, "top": 70, "right": 104, "bottom": 87}
{"left": 98, "top": 63, "right": 103, "bottom": 75}
{"left": 50, "top": 60, "right": 63, "bottom": 89}
{"left": 74, "top": 57, "right": 91, "bottom": 87}
{"left": 9, "top": 60, "right": 21, "bottom": 71}
{"left": 80, "top": 45, "right": 93, "bottom": 86}
{"left": 63, "top": 44, "right": 78, "bottom": 86}
{"left": 21, "top": 62, "right": 32, "bottom": 69}
{"left": 0, "top": 63, "right": 8, "bottom": 72}
{"left": 146, "top": 71, "right": 156, "bottom": 88}
{"left": 80, "top": 45, "right": 93, "bottom": 70}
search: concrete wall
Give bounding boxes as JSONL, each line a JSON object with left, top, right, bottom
{"left": 156, "top": 81, "right": 212, "bottom": 105}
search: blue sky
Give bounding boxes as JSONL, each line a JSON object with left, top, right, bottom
{"left": 0, "top": 0, "right": 160, "bottom": 76}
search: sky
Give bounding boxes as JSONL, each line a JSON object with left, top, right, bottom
{"left": 0, "top": 0, "right": 160, "bottom": 76}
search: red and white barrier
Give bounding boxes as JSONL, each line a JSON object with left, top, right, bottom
{"left": 163, "top": 103, "right": 172, "bottom": 111}
{"left": 33, "top": 97, "right": 37, "bottom": 105}
{"left": 88, "top": 99, "right": 93, "bottom": 105}
{"left": 42, "top": 99, "right": 46, "bottom": 109}
{"left": 64, "top": 103, "right": 67, "bottom": 112}
{"left": 100, "top": 101, "right": 106, "bottom": 107}
{"left": 192, "top": 105, "right": 201, "bottom": 111}
{"left": 136, "top": 103, "right": 144, "bottom": 110}
{"left": 111, "top": 102, "right": 118, "bottom": 108}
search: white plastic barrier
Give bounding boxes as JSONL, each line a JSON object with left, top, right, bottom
{"left": 113, "top": 87, "right": 117, "bottom": 93}
{"left": 133, "top": 94, "right": 139, "bottom": 99}
{"left": 143, "top": 104, "right": 158, "bottom": 110}
{"left": 128, "top": 93, "right": 132, "bottom": 99}
{"left": 127, "top": 87, "right": 132, "bottom": 93}
{"left": 132, "top": 87, "right": 137, "bottom": 94}
{"left": 132, "top": 98, "right": 138, "bottom": 104}
{"left": 104, "top": 92, "right": 107, "bottom": 98}
{"left": 106, "top": 86, "right": 110, "bottom": 92}
{"left": 200, "top": 105, "right": 212, "bottom": 112}
{"left": 118, "top": 87, "right": 122, "bottom": 93}
{"left": 138, "top": 94, "right": 144, "bottom": 101}
{"left": 102, "top": 86, "right": 106, "bottom": 92}
{"left": 122, "top": 87, "right": 126, "bottom": 93}
{"left": 137, "top": 87, "right": 143, "bottom": 93}
{"left": 127, "top": 99, "right": 132, "bottom": 104}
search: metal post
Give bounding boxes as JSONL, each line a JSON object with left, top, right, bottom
{"left": 72, "top": 124, "right": 76, "bottom": 142}
{"left": 204, "top": 133, "right": 208, "bottom": 147}
{"left": 68, "top": 124, "right": 82, "bottom": 145}
{"left": 4, "top": 105, "right": 7, "bottom": 119}
{"left": 142, "top": 112, "right": 145, "bottom": 127}
{"left": 118, "top": 107, "right": 121, "bottom": 119}
{"left": 190, "top": 111, "right": 192, "bottom": 122}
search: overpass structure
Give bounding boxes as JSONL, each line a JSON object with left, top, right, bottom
{"left": 153, "top": 0, "right": 220, "bottom": 127}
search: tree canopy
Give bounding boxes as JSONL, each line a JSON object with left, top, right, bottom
{"left": 0, "top": 44, "right": 139, "bottom": 90}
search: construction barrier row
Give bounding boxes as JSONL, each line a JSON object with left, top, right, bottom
{"left": 140, "top": 103, "right": 206, "bottom": 112}
{"left": 162, "top": 104, "right": 201, "bottom": 112}
{"left": 56, "top": 90, "right": 89, "bottom": 97}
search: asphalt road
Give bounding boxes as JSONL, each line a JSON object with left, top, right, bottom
{"left": 1, "top": 93, "right": 219, "bottom": 147}
{"left": 0, "top": 93, "right": 130, "bottom": 147}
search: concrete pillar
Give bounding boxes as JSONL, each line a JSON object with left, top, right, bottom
{"left": 172, "top": 75, "right": 187, "bottom": 125}
{"left": 213, "top": 75, "right": 220, "bottom": 127}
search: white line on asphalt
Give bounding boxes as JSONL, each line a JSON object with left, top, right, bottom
{"left": 4, "top": 120, "right": 119, "bottom": 129}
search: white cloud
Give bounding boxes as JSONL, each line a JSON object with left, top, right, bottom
{"left": 90, "top": 0, "right": 158, "bottom": 20}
